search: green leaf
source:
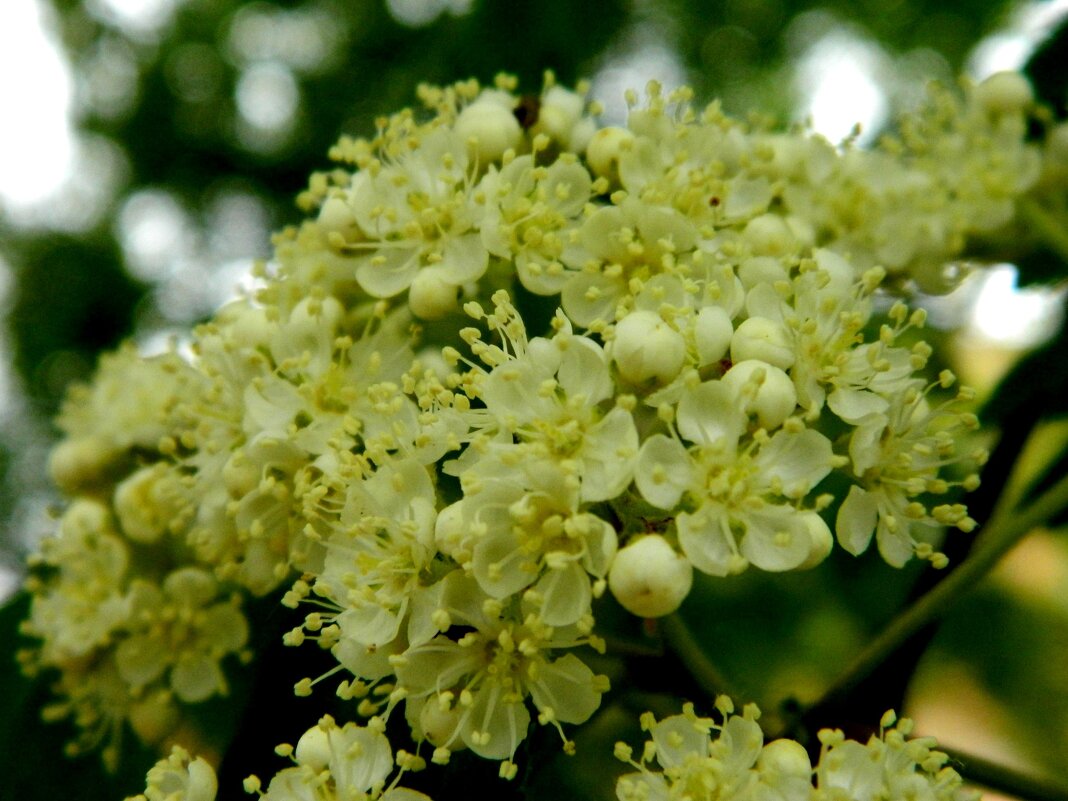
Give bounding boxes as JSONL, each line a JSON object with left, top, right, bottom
{"left": 1026, "top": 14, "right": 1068, "bottom": 120}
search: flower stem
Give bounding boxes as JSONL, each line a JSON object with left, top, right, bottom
{"left": 940, "top": 745, "right": 1068, "bottom": 801}
{"left": 661, "top": 613, "right": 737, "bottom": 702}
{"left": 815, "top": 467, "right": 1068, "bottom": 706}
{"left": 1018, "top": 198, "right": 1068, "bottom": 267}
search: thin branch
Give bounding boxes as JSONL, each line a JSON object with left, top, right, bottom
{"left": 812, "top": 468, "right": 1068, "bottom": 708}
{"left": 1017, "top": 198, "right": 1068, "bottom": 267}
{"left": 661, "top": 613, "right": 738, "bottom": 703}
{"left": 941, "top": 744, "right": 1068, "bottom": 801}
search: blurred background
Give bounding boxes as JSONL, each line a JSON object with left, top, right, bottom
{"left": 2, "top": 0, "right": 1068, "bottom": 797}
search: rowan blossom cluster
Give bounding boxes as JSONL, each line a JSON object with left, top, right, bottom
{"left": 20, "top": 70, "right": 1047, "bottom": 799}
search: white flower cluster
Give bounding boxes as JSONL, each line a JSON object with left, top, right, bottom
{"left": 614, "top": 701, "right": 978, "bottom": 801}
{"left": 25, "top": 69, "right": 1049, "bottom": 793}
{"left": 244, "top": 715, "right": 432, "bottom": 801}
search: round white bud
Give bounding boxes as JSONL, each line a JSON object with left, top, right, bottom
{"left": 49, "top": 436, "right": 121, "bottom": 493}
{"left": 795, "top": 512, "right": 834, "bottom": 570}
{"left": 128, "top": 691, "right": 180, "bottom": 745}
{"left": 60, "top": 498, "right": 113, "bottom": 538}
{"left": 694, "top": 306, "right": 733, "bottom": 365}
{"left": 533, "top": 86, "right": 585, "bottom": 143}
{"left": 757, "top": 739, "right": 812, "bottom": 778}
{"left": 974, "top": 71, "right": 1033, "bottom": 116}
{"left": 295, "top": 724, "right": 333, "bottom": 771}
{"left": 216, "top": 301, "right": 273, "bottom": 350}
{"left": 408, "top": 270, "right": 459, "bottom": 320}
{"left": 434, "top": 501, "right": 466, "bottom": 560}
{"left": 612, "top": 310, "right": 686, "bottom": 384}
{"left": 586, "top": 126, "right": 636, "bottom": 182}
{"left": 222, "top": 451, "right": 259, "bottom": 499}
{"left": 568, "top": 117, "right": 597, "bottom": 154}
{"left": 455, "top": 99, "right": 522, "bottom": 164}
{"left": 742, "top": 214, "right": 797, "bottom": 256}
{"left": 608, "top": 535, "right": 693, "bottom": 618}
{"left": 290, "top": 294, "right": 344, "bottom": 334}
{"left": 721, "top": 359, "right": 797, "bottom": 430}
{"left": 114, "top": 465, "right": 168, "bottom": 544}
{"left": 730, "top": 317, "right": 795, "bottom": 370}
{"left": 317, "top": 196, "right": 357, "bottom": 237}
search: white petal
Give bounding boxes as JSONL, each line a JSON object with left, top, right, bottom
{"left": 677, "top": 381, "right": 744, "bottom": 449}
{"left": 171, "top": 654, "right": 223, "bottom": 703}
{"left": 651, "top": 715, "right": 711, "bottom": 769}
{"left": 355, "top": 247, "right": 422, "bottom": 298}
{"left": 528, "top": 653, "right": 602, "bottom": 724}
{"left": 876, "top": 517, "right": 917, "bottom": 568}
{"left": 828, "top": 388, "right": 889, "bottom": 423}
{"left": 472, "top": 531, "right": 538, "bottom": 598}
{"left": 439, "top": 232, "right": 489, "bottom": 284}
{"left": 580, "top": 407, "right": 638, "bottom": 502}
{"left": 462, "top": 687, "right": 531, "bottom": 759}
{"left": 677, "top": 507, "right": 736, "bottom": 576}
{"left": 562, "top": 272, "right": 623, "bottom": 326}
{"left": 739, "top": 506, "right": 813, "bottom": 572}
{"left": 329, "top": 726, "right": 393, "bottom": 792}
{"left": 635, "top": 434, "right": 693, "bottom": 510}
{"left": 849, "top": 416, "right": 887, "bottom": 476}
{"left": 556, "top": 335, "right": 613, "bottom": 404}
{"left": 755, "top": 429, "right": 835, "bottom": 496}
{"left": 534, "top": 562, "right": 591, "bottom": 626}
{"left": 544, "top": 161, "right": 592, "bottom": 218}
{"left": 836, "top": 485, "right": 877, "bottom": 556}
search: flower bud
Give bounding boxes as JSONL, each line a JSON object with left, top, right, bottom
{"left": 730, "top": 317, "right": 795, "bottom": 370}
{"left": 49, "top": 436, "right": 122, "bottom": 493}
{"left": 721, "top": 359, "right": 797, "bottom": 430}
{"left": 742, "top": 214, "right": 797, "bottom": 256}
{"left": 434, "top": 501, "right": 467, "bottom": 560}
{"left": 128, "top": 691, "right": 180, "bottom": 745}
{"left": 974, "top": 71, "right": 1033, "bottom": 116}
{"left": 222, "top": 451, "right": 259, "bottom": 499}
{"left": 114, "top": 465, "right": 170, "bottom": 544}
{"left": 586, "top": 127, "right": 636, "bottom": 183}
{"left": 612, "top": 311, "right": 686, "bottom": 384}
{"left": 694, "top": 306, "right": 733, "bottom": 365}
{"left": 60, "top": 497, "right": 114, "bottom": 538}
{"left": 568, "top": 117, "right": 597, "bottom": 154}
{"left": 317, "top": 196, "right": 358, "bottom": 237}
{"left": 532, "top": 86, "right": 585, "bottom": 143}
{"left": 758, "top": 738, "right": 812, "bottom": 777}
{"left": 216, "top": 301, "right": 273, "bottom": 350}
{"left": 409, "top": 270, "right": 460, "bottom": 320}
{"left": 455, "top": 99, "right": 522, "bottom": 164}
{"left": 609, "top": 535, "right": 693, "bottom": 618}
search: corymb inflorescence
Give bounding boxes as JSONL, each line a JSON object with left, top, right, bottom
{"left": 20, "top": 69, "right": 1046, "bottom": 800}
